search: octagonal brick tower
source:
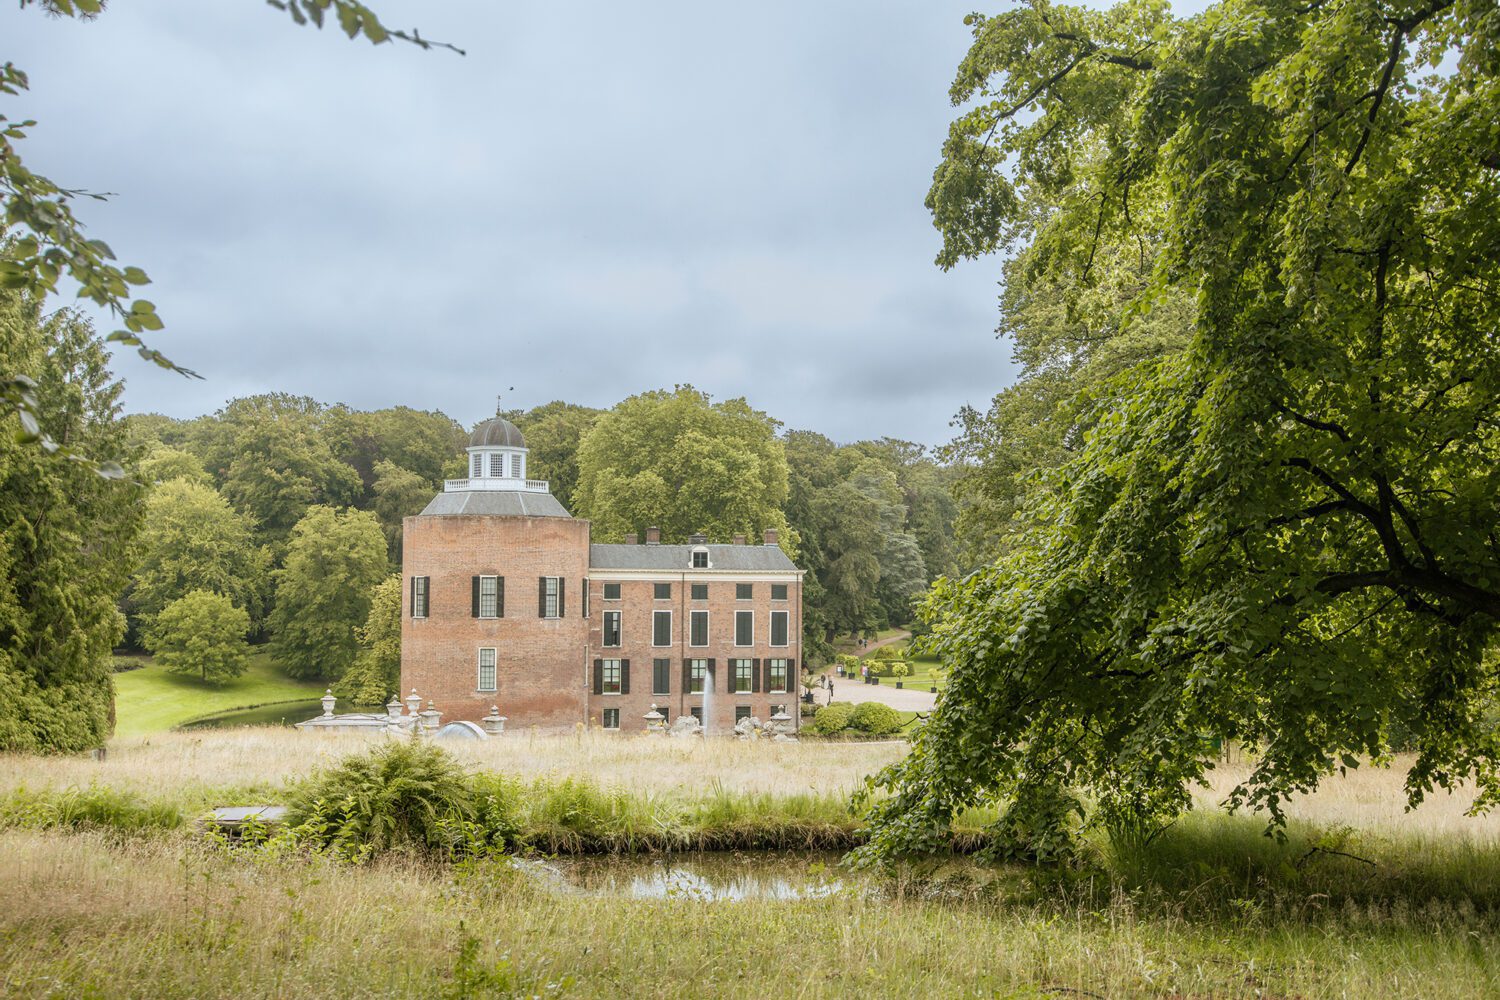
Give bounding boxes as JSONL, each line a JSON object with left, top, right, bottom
{"left": 400, "top": 415, "right": 591, "bottom": 729}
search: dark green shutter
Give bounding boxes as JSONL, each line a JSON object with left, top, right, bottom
{"left": 593, "top": 659, "right": 603, "bottom": 695}
{"left": 410, "top": 576, "right": 417, "bottom": 617}
{"left": 497, "top": 577, "right": 505, "bottom": 618}
{"left": 538, "top": 577, "right": 547, "bottom": 617}
{"left": 706, "top": 658, "right": 715, "bottom": 692}
{"left": 682, "top": 659, "right": 692, "bottom": 692}
{"left": 558, "top": 578, "right": 565, "bottom": 618}
{"left": 755, "top": 658, "right": 764, "bottom": 693}
{"left": 621, "top": 659, "right": 630, "bottom": 695}
{"left": 471, "top": 576, "right": 480, "bottom": 617}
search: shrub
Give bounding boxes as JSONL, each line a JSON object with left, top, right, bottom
{"left": 809, "top": 702, "right": 854, "bottom": 735}
{"left": 469, "top": 771, "right": 526, "bottom": 851}
{"left": 284, "top": 740, "right": 476, "bottom": 860}
{"left": 850, "top": 702, "right": 903, "bottom": 735}
{"left": 873, "top": 660, "right": 910, "bottom": 678}
{"left": 0, "top": 786, "right": 182, "bottom": 835}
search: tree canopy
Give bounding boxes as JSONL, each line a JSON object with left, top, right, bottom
{"left": 862, "top": 0, "right": 1500, "bottom": 861}
{"left": 143, "top": 590, "right": 251, "bottom": 685}
{"left": 267, "top": 505, "right": 388, "bottom": 682}
{"left": 572, "top": 386, "right": 793, "bottom": 547}
{"left": 335, "top": 572, "right": 403, "bottom": 704}
{"left": 128, "top": 478, "right": 266, "bottom": 635}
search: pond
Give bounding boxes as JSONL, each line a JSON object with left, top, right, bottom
{"left": 536, "top": 851, "right": 857, "bottom": 901}
{"left": 179, "top": 699, "right": 373, "bottom": 730}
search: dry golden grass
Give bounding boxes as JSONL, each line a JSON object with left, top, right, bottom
{"left": 2, "top": 729, "right": 1497, "bottom": 844}
{"left": 0, "top": 728, "right": 906, "bottom": 803}
{"left": 1199, "top": 754, "right": 1500, "bottom": 843}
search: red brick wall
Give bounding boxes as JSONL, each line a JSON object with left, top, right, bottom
{"left": 401, "top": 514, "right": 591, "bottom": 731}
{"left": 585, "top": 574, "right": 802, "bottom": 734}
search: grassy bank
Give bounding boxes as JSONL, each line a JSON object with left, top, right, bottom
{"left": 3, "top": 733, "right": 1500, "bottom": 995}
{"left": 112, "top": 651, "right": 326, "bottom": 737}
{"left": 1, "top": 828, "right": 1497, "bottom": 998}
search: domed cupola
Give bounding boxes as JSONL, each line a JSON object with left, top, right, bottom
{"left": 447, "top": 408, "right": 547, "bottom": 494}
{"left": 468, "top": 417, "right": 526, "bottom": 450}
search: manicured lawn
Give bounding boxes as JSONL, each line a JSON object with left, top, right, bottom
{"left": 868, "top": 641, "right": 947, "bottom": 693}
{"left": 112, "top": 650, "right": 324, "bottom": 738}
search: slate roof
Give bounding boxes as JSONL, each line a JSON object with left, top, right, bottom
{"left": 589, "top": 544, "right": 798, "bottom": 572}
{"left": 419, "top": 490, "right": 572, "bottom": 518}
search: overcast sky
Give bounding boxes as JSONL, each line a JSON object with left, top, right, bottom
{"left": 10, "top": 1, "right": 1164, "bottom": 446}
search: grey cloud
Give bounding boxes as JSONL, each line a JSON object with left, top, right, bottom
{"left": 10, "top": 0, "right": 1020, "bottom": 444}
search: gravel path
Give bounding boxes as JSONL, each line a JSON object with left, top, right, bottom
{"left": 808, "top": 630, "right": 937, "bottom": 712}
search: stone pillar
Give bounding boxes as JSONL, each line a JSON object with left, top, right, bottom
{"left": 482, "top": 705, "right": 508, "bottom": 736}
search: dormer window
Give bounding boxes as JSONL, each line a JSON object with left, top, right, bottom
{"left": 691, "top": 548, "right": 709, "bottom": 568}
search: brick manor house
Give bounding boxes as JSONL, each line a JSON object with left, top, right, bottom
{"left": 401, "top": 414, "right": 804, "bottom": 734}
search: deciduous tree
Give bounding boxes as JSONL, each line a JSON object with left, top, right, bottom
{"left": 336, "top": 573, "right": 402, "bottom": 704}
{"left": 268, "top": 505, "right": 388, "bottom": 682}
{"left": 143, "top": 590, "right": 251, "bottom": 684}
{"left": 862, "top": 0, "right": 1500, "bottom": 861}
{"left": 129, "top": 479, "right": 265, "bottom": 632}
{"left": 573, "top": 387, "right": 792, "bottom": 548}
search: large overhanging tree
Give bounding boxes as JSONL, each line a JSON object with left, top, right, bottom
{"left": 860, "top": 0, "right": 1500, "bottom": 859}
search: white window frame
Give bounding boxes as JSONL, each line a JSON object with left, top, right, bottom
{"left": 652, "top": 609, "right": 672, "bottom": 647}
{"left": 603, "top": 582, "right": 622, "bottom": 601}
{"left": 689, "top": 610, "right": 710, "bottom": 648}
{"left": 734, "top": 610, "right": 754, "bottom": 647}
{"left": 689, "top": 658, "right": 708, "bottom": 694}
{"left": 771, "top": 583, "right": 788, "bottom": 601}
{"left": 736, "top": 583, "right": 753, "bottom": 600}
{"left": 770, "top": 610, "right": 790, "bottom": 647}
{"left": 768, "top": 658, "right": 789, "bottom": 694}
{"left": 488, "top": 452, "right": 504, "bottom": 478}
{"left": 470, "top": 453, "right": 482, "bottom": 478}
{"left": 603, "top": 610, "right": 622, "bottom": 648}
{"left": 478, "top": 575, "right": 500, "bottom": 619}
{"left": 654, "top": 582, "right": 672, "bottom": 600}
{"left": 691, "top": 583, "right": 708, "bottom": 601}
{"left": 602, "top": 707, "right": 620, "bottom": 730}
{"left": 691, "top": 547, "right": 709, "bottom": 568}
{"left": 543, "top": 576, "right": 561, "bottom": 619}
{"left": 477, "top": 648, "right": 497, "bottom": 692}
{"left": 411, "top": 576, "right": 429, "bottom": 619}
{"left": 601, "top": 658, "right": 623, "bottom": 695}
{"left": 732, "top": 658, "right": 754, "bottom": 693}
{"left": 511, "top": 453, "right": 523, "bottom": 478}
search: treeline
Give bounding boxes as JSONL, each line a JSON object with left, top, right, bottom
{"left": 118, "top": 386, "right": 959, "bottom": 693}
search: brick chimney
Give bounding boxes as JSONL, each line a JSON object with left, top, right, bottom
{"left": 733, "top": 533, "right": 747, "bottom": 546}
{"left": 645, "top": 526, "right": 661, "bottom": 545}
{"left": 624, "top": 532, "right": 638, "bottom": 545}
{"left": 763, "top": 528, "right": 779, "bottom": 546}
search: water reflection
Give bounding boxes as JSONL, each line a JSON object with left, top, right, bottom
{"left": 547, "top": 852, "right": 856, "bottom": 901}
{"left": 179, "top": 700, "right": 383, "bottom": 730}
